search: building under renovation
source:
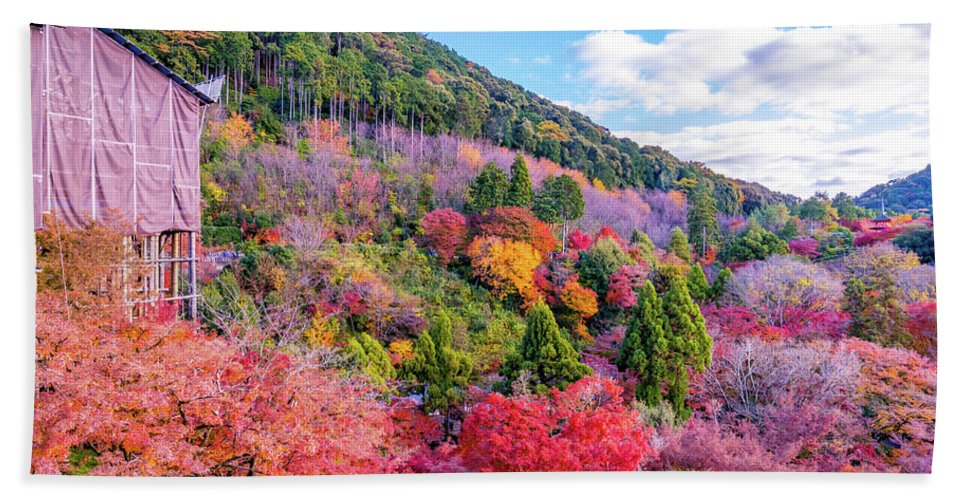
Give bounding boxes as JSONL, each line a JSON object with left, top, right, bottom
{"left": 30, "top": 24, "right": 219, "bottom": 317}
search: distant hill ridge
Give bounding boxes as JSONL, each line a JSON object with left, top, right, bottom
{"left": 855, "top": 165, "right": 932, "bottom": 214}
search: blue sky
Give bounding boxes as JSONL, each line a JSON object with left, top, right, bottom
{"left": 427, "top": 27, "right": 930, "bottom": 198}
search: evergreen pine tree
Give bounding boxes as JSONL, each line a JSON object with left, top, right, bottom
{"left": 617, "top": 281, "right": 669, "bottom": 405}
{"left": 506, "top": 153, "right": 535, "bottom": 208}
{"left": 466, "top": 161, "right": 510, "bottom": 213}
{"left": 668, "top": 226, "right": 691, "bottom": 262}
{"left": 501, "top": 300, "right": 591, "bottom": 392}
{"left": 662, "top": 276, "right": 713, "bottom": 422}
{"left": 533, "top": 175, "right": 585, "bottom": 249}
{"left": 687, "top": 185, "right": 720, "bottom": 255}
{"left": 404, "top": 310, "right": 473, "bottom": 437}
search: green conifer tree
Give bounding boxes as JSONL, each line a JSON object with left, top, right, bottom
{"left": 668, "top": 226, "right": 691, "bottom": 262}
{"left": 501, "top": 300, "right": 591, "bottom": 392}
{"left": 662, "top": 276, "right": 713, "bottom": 421}
{"left": 617, "top": 281, "right": 669, "bottom": 405}
{"left": 466, "top": 161, "right": 510, "bottom": 213}
{"left": 687, "top": 185, "right": 720, "bottom": 255}
{"left": 506, "top": 153, "right": 535, "bottom": 208}
{"left": 344, "top": 332, "right": 396, "bottom": 386}
{"left": 686, "top": 263, "right": 710, "bottom": 303}
{"left": 404, "top": 310, "right": 473, "bottom": 437}
{"left": 709, "top": 267, "right": 733, "bottom": 303}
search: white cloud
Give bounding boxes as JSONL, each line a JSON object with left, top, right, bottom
{"left": 616, "top": 117, "right": 929, "bottom": 198}
{"left": 533, "top": 55, "right": 552, "bottom": 64}
{"left": 575, "top": 26, "right": 930, "bottom": 197}
{"left": 573, "top": 26, "right": 929, "bottom": 117}
{"left": 507, "top": 56, "right": 521, "bottom": 64}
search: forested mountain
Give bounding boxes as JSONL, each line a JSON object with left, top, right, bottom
{"left": 855, "top": 165, "right": 933, "bottom": 214}
{"left": 117, "top": 30, "right": 795, "bottom": 214}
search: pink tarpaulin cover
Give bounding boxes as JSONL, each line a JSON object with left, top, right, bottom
{"left": 30, "top": 25, "right": 203, "bottom": 234}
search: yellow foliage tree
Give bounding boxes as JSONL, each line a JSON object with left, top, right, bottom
{"left": 468, "top": 236, "right": 542, "bottom": 304}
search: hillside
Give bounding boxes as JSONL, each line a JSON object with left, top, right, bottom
{"left": 116, "top": 30, "right": 794, "bottom": 214}
{"left": 856, "top": 165, "right": 933, "bottom": 214}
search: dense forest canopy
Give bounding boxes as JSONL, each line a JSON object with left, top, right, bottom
{"left": 856, "top": 165, "right": 933, "bottom": 214}
{"left": 117, "top": 29, "right": 796, "bottom": 214}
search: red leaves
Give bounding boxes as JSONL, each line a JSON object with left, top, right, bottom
{"left": 471, "top": 206, "right": 557, "bottom": 255}
{"left": 32, "top": 295, "right": 406, "bottom": 476}
{"left": 567, "top": 229, "right": 592, "bottom": 252}
{"left": 789, "top": 238, "right": 821, "bottom": 259}
{"left": 419, "top": 208, "right": 468, "bottom": 265}
{"left": 459, "top": 376, "right": 655, "bottom": 472}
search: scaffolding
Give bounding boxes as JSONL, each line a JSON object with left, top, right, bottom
{"left": 124, "top": 231, "right": 199, "bottom": 319}
{"left": 31, "top": 25, "right": 216, "bottom": 319}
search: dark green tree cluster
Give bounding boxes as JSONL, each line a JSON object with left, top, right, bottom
{"left": 403, "top": 310, "right": 473, "bottom": 436}
{"left": 719, "top": 221, "right": 789, "bottom": 263}
{"left": 500, "top": 300, "right": 592, "bottom": 392}
{"left": 618, "top": 276, "right": 712, "bottom": 422}
{"left": 466, "top": 161, "right": 511, "bottom": 213}
{"left": 533, "top": 175, "right": 585, "bottom": 249}
{"left": 894, "top": 225, "right": 935, "bottom": 264}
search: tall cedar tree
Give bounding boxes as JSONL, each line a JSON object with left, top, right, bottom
{"left": 533, "top": 175, "right": 585, "bottom": 251}
{"left": 686, "top": 263, "right": 710, "bottom": 303}
{"left": 687, "top": 185, "right": 720, "bottom": 255}
{"left": 662, "top": 276, "right": 713, "bottom": 421}
{"left": 617, "top": 281, "right": 669, "bottom": 405}
{"left": 668, "top": 227, "right": 691, "bottom": 262}
{"left": 466, "top": 161, "right": 510, "bottom": 213}
{"left": 501, "top": 300, "right": 591, "bottom": 392}
{"left": 404, "top": 310, "right": 473, "bottom": 437}
{"left": 506, "top": 153, "right": 535, "bottom": 208}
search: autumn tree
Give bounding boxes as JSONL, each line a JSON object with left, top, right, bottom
{"left": 471, "top": 206, "right": 556, "bottom": 255}
{"left": 459, "top": 376, "right": 655, "bottom": 472}
{"left": 419, "top": 208, "right": 467, "bottom": 265}
{"left": 500, "top": 300, "right": 591, "bottom": 392}
{"left": 467, "top": 236, "right": 542, "bottom": 304}
{"left": 32, "top": 297, "right": 407, "bottom": 476}
{"left": 687, "top": 185, "right": 720, "bottom": 255}
{"left": 466, "top": 161, "right": 510, "bottom": 213}
{"left": 729, "top": 255, "right": 843, "bottom": 328}
{"left": 403, "top": 310, "right": 473, "bottom": 438}
{"left": 668, "top": 226, "right": 691, "bottom": 262}
{"left": 533, "top": 174, "right": 585, "bottom": 250}
{"left": 506, "top": 153, "right": 535, "bottom": 208}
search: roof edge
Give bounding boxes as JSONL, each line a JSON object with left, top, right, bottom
{"left": 96, "top": 27, "right": 216, "bottom": 105}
